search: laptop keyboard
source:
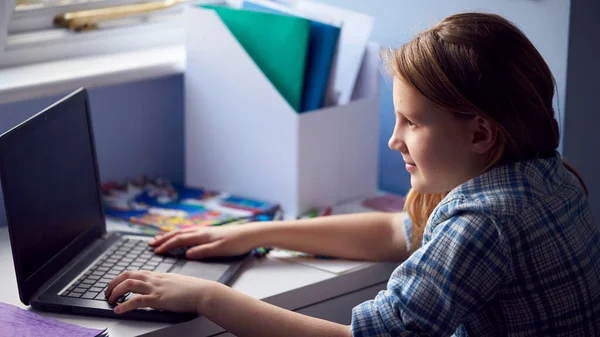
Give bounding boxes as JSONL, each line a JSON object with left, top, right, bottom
{"left": 59, "top": 238, "right": 178, "bottom": 301}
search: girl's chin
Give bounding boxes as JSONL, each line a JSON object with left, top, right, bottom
{"left": 410, "top": 177, "right": 444, "bottom": 194}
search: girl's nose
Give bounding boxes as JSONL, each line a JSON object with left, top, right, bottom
{"left": 388, "top": 135, "right": 403, "bottom": 152}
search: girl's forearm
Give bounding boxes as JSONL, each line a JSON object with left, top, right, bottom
{"left": 200, "top": 282, "right": 351, "bottom": 337}
{"left": 248, "top": 212, "right": 409, "bottom": 261}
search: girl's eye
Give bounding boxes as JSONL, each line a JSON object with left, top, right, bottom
{"left": 403, "top": 116, "right": 415, "bottom": 127}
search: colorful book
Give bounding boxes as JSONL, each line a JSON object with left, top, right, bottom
{"left": 201, "top": 4, "right": 311, "bottom": 112}
{"left": 242, "top": 0, "right": 340, "bottom": 113}
{"left": 102, "top": 177, "right": 278, "bottom": 234}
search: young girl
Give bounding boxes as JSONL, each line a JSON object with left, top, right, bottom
{"left": 105, "top": 13, "right": 600, "bottom": 336}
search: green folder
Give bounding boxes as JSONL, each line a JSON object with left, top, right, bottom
{"left": 202, "top": 5, "right": 311, "bottom": 112}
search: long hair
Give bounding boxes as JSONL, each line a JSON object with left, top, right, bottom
{"left": 385, "top": 13, "right": 587, "bottom": 253}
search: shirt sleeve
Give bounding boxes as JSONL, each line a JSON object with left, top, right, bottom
{"left": 351, "top": 211, "right": 510, "bottom": 336}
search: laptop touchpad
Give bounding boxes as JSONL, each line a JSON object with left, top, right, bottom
{"left": 173, "top": 260, "right": 231, "bottom": 281}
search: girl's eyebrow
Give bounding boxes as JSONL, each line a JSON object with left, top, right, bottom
{"left": 396, "top": 110, "right": 418, "bottom": 120}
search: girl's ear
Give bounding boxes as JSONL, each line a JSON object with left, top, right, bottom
{"left": 470, "top": 116, "right": 497, "bottom": 154}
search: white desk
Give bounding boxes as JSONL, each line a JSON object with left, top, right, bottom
{"left": 0, "top": 198, "right": 399, "bottom": 336}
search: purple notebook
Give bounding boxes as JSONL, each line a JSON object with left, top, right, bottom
{"left": 0, "top": 302, "right": 107, "bottom": 337}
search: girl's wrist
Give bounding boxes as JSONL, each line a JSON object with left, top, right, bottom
{"left": 245, "top": 221, "right": 281, "bottom": 249}
{"left": 196, "top": 280, "right": 227, "bottom": 314}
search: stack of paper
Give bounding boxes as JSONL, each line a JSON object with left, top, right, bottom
{"left": 202, "top": 4, "right": 311, "bottom": 112}
{"left": 199, "top": 0, "right": 373, "bottom": 113}
{"left": 241, "top": 0, "right": 340, "bottom": 112}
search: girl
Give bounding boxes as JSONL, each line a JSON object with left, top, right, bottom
{"left": 105, "top": 13, "right": 600, "bottom": 336}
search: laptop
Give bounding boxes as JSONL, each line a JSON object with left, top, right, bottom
{"left": 0, "top": 88, "right": 251, "bottom": 323}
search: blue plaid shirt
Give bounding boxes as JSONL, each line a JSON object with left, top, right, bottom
{"left": 352, "top": 152, "right": 600, "bottom": 336}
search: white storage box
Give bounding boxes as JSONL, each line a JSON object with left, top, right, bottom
{"left": 184, "top": 6, "right": 380, "bottom": 217}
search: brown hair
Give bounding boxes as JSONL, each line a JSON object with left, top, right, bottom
{"left": 385, "top": 13, "right": 587, "bottom": 252}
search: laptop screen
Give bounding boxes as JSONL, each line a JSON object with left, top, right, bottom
{"left": 0, "top": 88, "right": 105, "bottom": 303}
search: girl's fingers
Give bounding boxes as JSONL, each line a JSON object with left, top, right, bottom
{"left": 105, "top": 271, "right": 150, "bottom": 299}
{"left": 114, "top": 294, "right": 158, "bottom": 314}
{"left": 148, "top": 229, "right": 195, "bottom": 247}
{"left": 153, "top": 231, "right": 209, "bottom": 255}
{"left": 107, "top": 278, "right": 152, "bottom": 304}
{"left": 185, "top": 241, "right": 222, "bottom": 260}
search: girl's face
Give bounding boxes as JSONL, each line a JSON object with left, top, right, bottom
{"left": 389, "top": 78, "right": 491, "bottom": 193}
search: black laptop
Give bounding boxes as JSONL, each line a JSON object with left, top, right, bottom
{"left": 0, "top": 88, "right": 250, "bottom": 323}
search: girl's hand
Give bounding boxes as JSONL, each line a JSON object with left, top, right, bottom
{"left": 105, "top": 270, "right": 214, "bottom": 314}
{"left": 149, "top": 224, "right": 259, "bottom": 259}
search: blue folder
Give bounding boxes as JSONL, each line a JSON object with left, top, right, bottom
{"left": 242, "top": 1, "right": 340, "bottom": 113}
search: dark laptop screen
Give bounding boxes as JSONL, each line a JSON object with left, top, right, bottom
{"left": 0, "top": 89, "right": 105, "bottom": 290}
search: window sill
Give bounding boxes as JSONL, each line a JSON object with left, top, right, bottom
{"left": 0, "top": 44, "right": 185, "bottom": 104}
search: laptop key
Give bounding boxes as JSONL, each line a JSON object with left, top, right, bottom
{"left": 81, "top": 279, "right": 95, "bottom": 285}
{"left": 138, "top": 258, "right": 151, "bottom": 265}
{"left": 95, "top": 281, "right": 109, "bottom": 288}
{"left": 82, "top": 291, "right": 99, "bottom": 300}
{"left": 67, "top": 291, "right": 84, "bottom": 298}
{"left": 94, "top": 292, "right": 108, "bottom": 300}
{"left": 74, "top": 286, "right": 89, "bottom": 293}
{"left": 78, "top": 283, "right": 92, "bottom": 290}
{"left": 154, "top": 262, "right": 174, "bottom": 273}
{"left": 90, "top": 286, "right": 104, "bottom": 293}
{"left": 163, "top": 257, "right": 178, "bottom": 264}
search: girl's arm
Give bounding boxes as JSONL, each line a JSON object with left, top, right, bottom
{"left": 202, "top": 281, "right": 351, "bottom": 337}
{"left": 106, "top": 272, "right": 352, "bottom": 337}
{"left": 252, "top": 212, "right": 409, "bottom": 261}
{"left": 152, "top": 212, "right": 410, "bottom": 262}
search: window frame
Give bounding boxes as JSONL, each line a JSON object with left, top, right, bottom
{"left": 0, "top": 0, "right": 13, "bottom": 59}
{"left": 0, "top": 0, "right": 192, "bottom": 69}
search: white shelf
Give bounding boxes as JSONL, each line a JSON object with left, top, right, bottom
{"left": 0, "top": 45, "right": 185, "bottom": 104}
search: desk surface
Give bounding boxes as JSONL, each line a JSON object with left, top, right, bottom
{"left": 0, "top": 197, "right": 398, "bottom": 337}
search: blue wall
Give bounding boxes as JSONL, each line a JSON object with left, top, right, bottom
{"left": 0, "top": 75, "right": 184, "bottom": 183}
{"left": 0, "top": 75, "right": 184, "bottom": 226}
{"left": 563, "top": 0, "right": 600, "bottom": 221}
